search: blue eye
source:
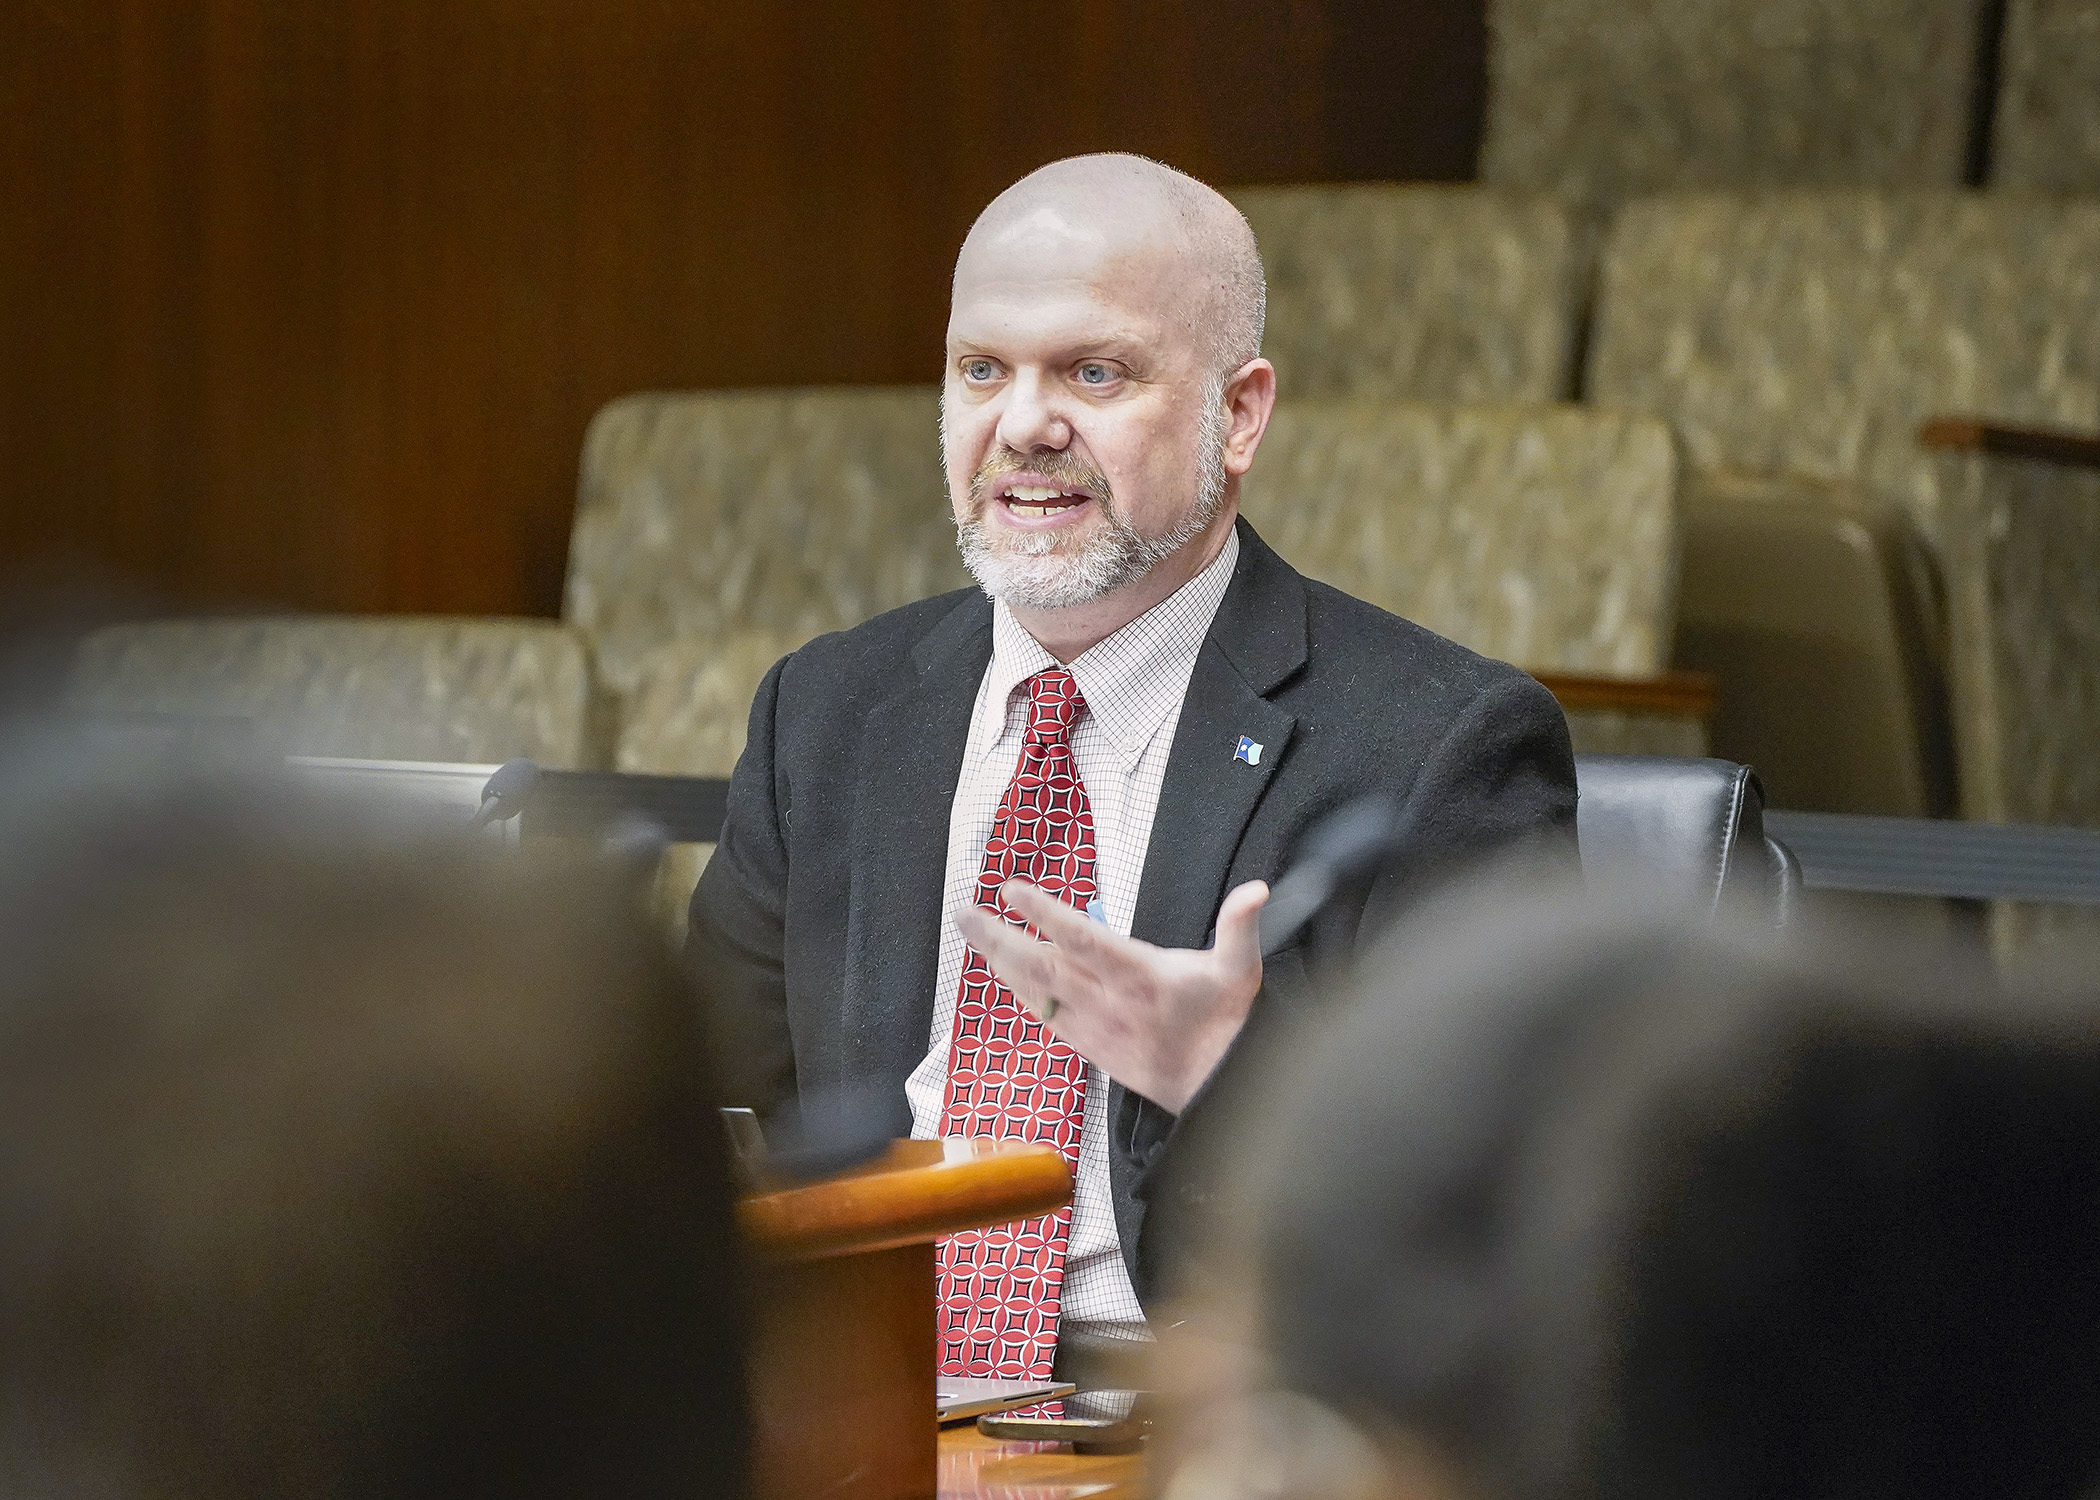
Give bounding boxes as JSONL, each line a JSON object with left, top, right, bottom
{"left": 1078, "top": 363, "right": 1112, "bottom": 385}
{"left": 962, "top": 359, "right": 997, "bottom": 382}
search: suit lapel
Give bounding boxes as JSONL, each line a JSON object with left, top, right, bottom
{"left": 1117, "top": 520, "right": 1309, "bottom": 1298}
{"left": 1131, "top": 520, "right": 1309, "bottom": 950}
{"left": 840, "top": 593, "right": 992, "bottom": 1116}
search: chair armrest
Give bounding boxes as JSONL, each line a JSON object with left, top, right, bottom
{"left": 1919, "top": 417, "right": 2100, "bottom": 472}
{"left": 1531, "top": 671, "right": 1715, "bottom": 720}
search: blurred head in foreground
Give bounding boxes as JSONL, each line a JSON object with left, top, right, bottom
{"left": 0, "top": 734, "right": 746, "bottom": 1500}
{"left": 1163, "top": 889, "right": 2100, "bottom": 1500}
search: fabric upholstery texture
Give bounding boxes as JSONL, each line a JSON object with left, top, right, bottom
{"left": 66, "top": 616, "right": 594, "bottom": 767}
{"left": 1588, "top": 192, "right": 2100, "bottom": 544}
{"left": 1481, "top": 0, "right": 1982, "bottom": 198}
{"left": 1938, "top": 450, "right": 2100, "bottom": 948}
{"left": 618, "top": 631, "right": 814, "bottom": 942}
{"left": 1239, "top": 400, "right": 1679, "bottom": 679}
{"left": 1231, "top": 185, "right": 1589, "bottom": 403}
{"left": 1992, "top": 0, "right": 2100, "bottom": 189}
{"left": 1591, "top": 193, "right": 2100, "bottom": 930}
{"left": 616, "top": 629, "right": 811, "bottom": 777}
{"left": 566, "top": 386, "right": 970, "bottom": 703}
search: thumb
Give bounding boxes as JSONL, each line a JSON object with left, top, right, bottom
{"left": 1212, "top": 879, "right": 1270, "bottom": 970}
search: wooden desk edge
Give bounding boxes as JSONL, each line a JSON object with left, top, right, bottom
{"left": 1532, "top": 669, "right": 1715, "bottom": 718}
{"left": 1919, "top": 415, "right": 2100, "bottom": 471}
{"left": 740, "top": 1142, "right": 1073, "bottom": 1263}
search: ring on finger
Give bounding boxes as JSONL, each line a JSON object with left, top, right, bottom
{"left": 1035, "top": 994, "right": 1061, "bottom": 1022}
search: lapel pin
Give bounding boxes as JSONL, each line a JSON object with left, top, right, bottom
{"left": 1234, "top": 735, "right": 1264, "bottom": 766}
{"left": 1087, "top": 897, "right": 1106, "bottom": 923}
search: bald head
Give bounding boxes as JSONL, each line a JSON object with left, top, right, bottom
{"left": 955, "top": 154, "right": 1265, "bottom": 378}
{"left": 941, "top": 155, "right": 1279, "bottom": 641}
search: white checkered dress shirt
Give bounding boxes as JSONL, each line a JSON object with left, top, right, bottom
{"left": 905, "top": 528, "right": 1241, "bottom": 1344}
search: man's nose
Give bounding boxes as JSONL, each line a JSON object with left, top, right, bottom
{"left": 994, "top": 369, "right": 1071, "bottom": 454}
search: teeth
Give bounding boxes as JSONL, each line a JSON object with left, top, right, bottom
{"left": 1004, "top": 484, "right": 1081, "bottom": 514}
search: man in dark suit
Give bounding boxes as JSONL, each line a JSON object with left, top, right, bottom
{"left": 690, "top": 153, "right": 1577, "bottom": 1384}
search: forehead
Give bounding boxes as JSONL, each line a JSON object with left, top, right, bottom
{"left": 947, "top": 206, "right": 1201, "bottom": 360}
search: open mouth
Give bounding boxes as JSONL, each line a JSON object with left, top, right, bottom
{"left": 996, "top": 480, "right": 1095, "bottom": 522}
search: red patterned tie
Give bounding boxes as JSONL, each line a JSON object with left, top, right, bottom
{"left": 937, "top": 667, "right": 1098, "bottom": 1380}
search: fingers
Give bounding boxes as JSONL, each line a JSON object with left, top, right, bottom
{"left": 954, "top": 880, "right": 1127, "bottom": 1027}
{"left": 954, "top": 899, "right": 1063, "bottom": 1012}
{"left": 952, "top": 900, "right": 1038, "bottom": 974}
{"left": 997, "top": 879, "right": 1117, "bottom": 957}
{"left": 1212, "top": 879, "right": 1270, "bottom": 972}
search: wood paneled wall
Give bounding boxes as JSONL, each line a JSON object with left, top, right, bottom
{"left": 1, "top": 1, "right": 1484, "bottom": 619}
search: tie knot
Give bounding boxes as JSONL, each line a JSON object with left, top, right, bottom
{"left": 1023, "top": 668, "right": 1085, "bottom": 744}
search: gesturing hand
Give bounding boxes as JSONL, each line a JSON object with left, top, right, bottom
{"left": 951, "top": 877, "right": 1270, "bottom": 1115}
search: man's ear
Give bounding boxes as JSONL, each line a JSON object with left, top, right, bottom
{"left": 1219, "top": 359, "right": 1278, "bottom": 478}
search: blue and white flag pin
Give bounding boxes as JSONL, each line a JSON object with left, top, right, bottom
{"left": 1234, "top": 735, "right": 1264, "bottom": 766}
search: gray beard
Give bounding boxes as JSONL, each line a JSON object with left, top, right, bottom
{"left": 952, "top": 387, "right": 1231, "bottom": 611}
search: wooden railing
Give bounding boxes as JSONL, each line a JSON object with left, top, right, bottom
{"left": 1919, "top": 416, "right": 2100, "bottom": 471}
{"left": 1531, "top": 669, "right": 1715, "bottom": 720}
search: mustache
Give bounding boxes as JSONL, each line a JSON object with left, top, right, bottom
{"left": 967, "top": 449, "right": 1117, "bottom": 513}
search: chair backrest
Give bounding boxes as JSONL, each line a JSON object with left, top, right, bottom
{"left": 1480, "top": 0, "right": 1984, "bottom": 199}
{"left": 1674, "top": 471, "right": 1956, "bottom": 817}
{"left": 1992, "top": 0, "right": 2100, "bottom": 190}
{"left": 565, "top": 386, "right": 969, "bottom": 702}
{"left": 65, "top": 617, "right": 596, "bottom": 767}
{"left": 616, "top": 629, "right": 809, "bottom": 777}
{"left": 1575, "top": 753, "right": 1800, "bottom": 922}
{"left": 1587, "top": 192, "right": 2100, "bottom": 543}
{"left": 1231, "top": 185, "right": 1590, "bottom": 403}
{"left": 1239, "top": 400, "right": 1678, "bottom": 676}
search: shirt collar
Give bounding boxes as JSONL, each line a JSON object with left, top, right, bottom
{"left": 985, "top": 526, "right": 1240, "bottom": 771}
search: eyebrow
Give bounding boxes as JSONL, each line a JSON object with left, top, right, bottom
{"left": 947, "top": 335, "right": 1151, "bottom": 363}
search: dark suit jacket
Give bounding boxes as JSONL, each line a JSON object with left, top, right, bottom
{"left": 688, "top": 519, "right": 1578, "bottom": 1304}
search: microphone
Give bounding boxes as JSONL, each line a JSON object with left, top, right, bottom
{"left": 1257, "top": 795, "right": 1402, "bottom": 955}
{"left": 468, "top": 757, "right": 542, "bottom": 830}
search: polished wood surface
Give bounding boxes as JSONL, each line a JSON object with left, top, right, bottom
{"left": 4, "top": 1, "right": 1485, "bottom": 622}
{"left": 741, "top": 1138, "right": 1073, "bottom": 1263}
{"left": 1918, "top": 415, "right": 2100, "bottom": 470}
{"left": 742, "top": 1139, "right": 1075, "bottom": 1500}
{"left": 751, "top": 1242, "right": 937, "bottom": 1500}
{"left": 939, "top": 1425, "right": 1145, "bottom": 1500}
{"left": 1532, "top": 669, "right": 1717, "bottom": 720}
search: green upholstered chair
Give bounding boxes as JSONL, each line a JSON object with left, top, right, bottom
{"left": 1239, "top": 399, "right": 1694, "bottom": 755}
{"left": 615, "top": 629, "right": 809, "bottom": 780}
{"left": 614, "top": 629, "right": 811, "bottom": 938}
{"left": 1230, "top": 185, "right": 1590, "bottom": 403}
{"left": 66, "top": 616, "right": 597, "bottom": 767}
{"left": 1931, "top": 435, "right": 2100, "bottom": 949}
{"left": 1479, "top": 0, "right": 1984, "bottom": 199}
{"left": 1589, "top": 192, "right": 2100, "bottom": 945}
{"left": 1991, "top": 0, "right": 2100, "bottom": 189}
{"left": 566, "top": 385, "right": 975, "bottom": 937}
{"left": 565, "top": 386, "right": 969, "bottom": 708}
{"left": 1589, "top": 193, "right": 2100, "bottom": 547}
{"left": 1670, "top": 471, "right": 1955, "bottom": 820}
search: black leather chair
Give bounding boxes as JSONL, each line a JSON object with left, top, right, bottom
{"left": 1575, "top": 755, "right": 1802, "bottom": 924}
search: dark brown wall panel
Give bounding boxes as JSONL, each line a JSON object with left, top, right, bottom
{"left": 0, "top": 1, "right": 1485, "bottom": 619}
